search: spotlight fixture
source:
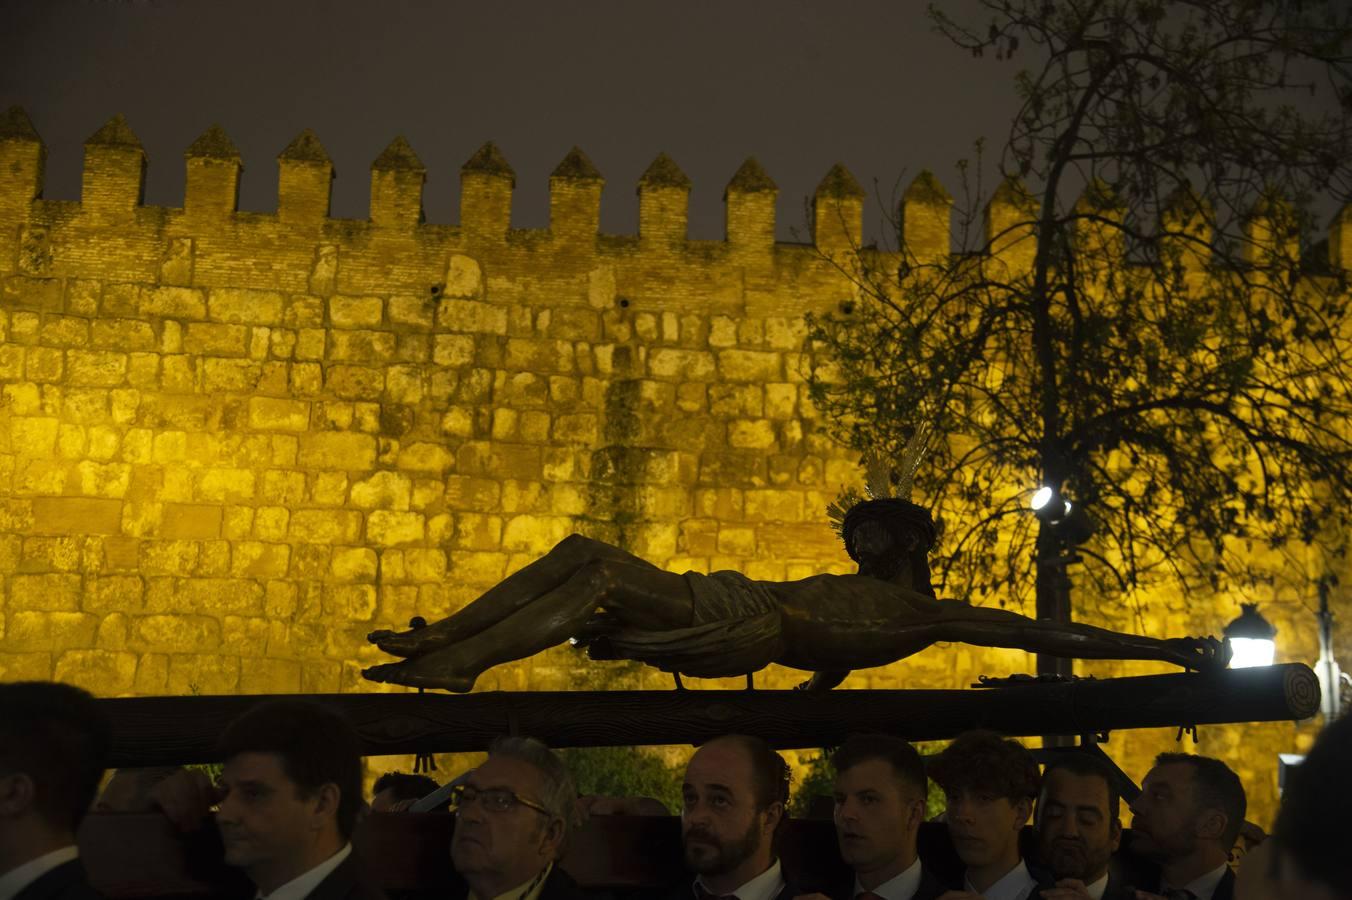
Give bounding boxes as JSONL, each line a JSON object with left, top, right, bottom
{"left": 1030, "top": 484, "right": 1072, "bottom": 524}
{"left": 1224, "top": 603, "right": 1277, "bottom": 669}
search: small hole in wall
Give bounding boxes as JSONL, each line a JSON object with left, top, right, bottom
{"left": 430, "top": 285, "right": 442, "bottom": 296}
{"left": 840, "top": 301, "right": 854, "bottom": 315}
{"left": 618, "top": 297, "right": 630, "bottom": 308}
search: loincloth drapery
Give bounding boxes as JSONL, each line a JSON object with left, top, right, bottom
{"left": 581, "top": 570, "right": 786, "bottom": 679}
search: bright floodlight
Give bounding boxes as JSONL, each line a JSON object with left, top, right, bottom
{"left": 1229, "top": 637, "right": 1276, "bottom": 669}
{"left": 1031, "top": 486, "right": 1054, "bottom": 511}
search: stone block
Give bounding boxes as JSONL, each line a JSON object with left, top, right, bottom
{"left": 447, "top": 550, "right": 509, "bottom": 584}
{"left": 289, "top": 509, "right": 363, "bottom": 544}
{"left": 146, "top": 577, "right": 265, "bottom": 616}
{"left": 160, "top": 504, "right": 222, "bottom": 540}
{"left": 31, "top": 497, "right": 122, "bottom": 535}
{"left": 209, "top": 288, "right": 285, "bottom": 325}
{"left": 330, "top": 546, "right": 379, "bottom": 581}
{"left": 329, "top": 296, "right": 384, "bottom": 328}
{"left": 323, "top": 584, "right": 378, "bottom": 621}
{"left": 4, "top": 611, "right": 99, "bottom": 651}
{"left": 231, "top": 542, "right": 290, "bottom": 578}
{"left": 184, "top": 322, "right": 249, "bottom": 355}
{"left": 717, "top": 526, "right": 757, "bottom": 556}
{"left": 397, "top": 442, "right": 454, "bottom": 473}
{"left": 329, "top": 330, "right": 397, "bottom": 363}
{"left": 132, "top": 614, "right": 220, "bottom": 652}
{"left": 367, "top": 510, "right": 425, "bottom": 547}
{"left": 141, "top": 286, "right": 207, "bottom": 319}
{"left": 298, "top": 432, "right": 377, "bottom": 470}
{"left": 729, "top": 419, "right": 777, "bottom": 450}
{"left": 26, "top": 346, "right": 63, "bottom": 382}
{"left": 349, "top": 471, "right": 412, "bottom": 510}
{"left": 648, "top": 348, "right": 717, "bottom": 380}
{"left": 85, "top": 574, "right": 145, "bottom": 612}
{"left": 201, "top": 359, "right": 261, "bottom": 393}
{"left": 325, "top": 365, "right": 385, "bottom": 400}
{"left": 11, "top": 573, "right": 82, "bottom": 611}
{"left": 0, "top": 652, "right": 53, "bottom": 681}
{"left": 54, "top": 650, "right": 138, "bottom": 695}
{"left": 196, "top": 468, "right": 256, "bottom": 502}
{"left": 9, "top": 416, "right": 59, "bottom": 456}
{"left": 717, "top": 349, "right": 782, "bottom": 382}
{"left": 247, "top": 397, "right": 311, "bottom": 431}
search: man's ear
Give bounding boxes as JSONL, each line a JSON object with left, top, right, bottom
{"left": 537, "top": 816, "right": 565, "bottom": 858}
{"left": 1013, "top": 796, "right": 1033, "bottom": 828}
{"left": 1195, "top": 807, "right": 1227, "bottom": 843}
{"left": 904, "top": 796, "right": 926, "bottom": 832}
{"left": 311, "top": 782, "right": 341, "bottom": 830}
{"left": 762, "top": 800, "right": 784, "bottom": 836}
{"left": 1109, "top": 817, "right": 1123, "bottom": 853}
{"left": 0, "top": 772, "right": 35, "bottom": 817}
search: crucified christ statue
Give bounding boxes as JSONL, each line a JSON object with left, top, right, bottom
{"left": 363, "top": 498, "right": 1229, "bottom": 691}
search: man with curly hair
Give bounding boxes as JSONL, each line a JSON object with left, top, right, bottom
{"left": 928, "top": 731, "right": 1050, "bottom": 900}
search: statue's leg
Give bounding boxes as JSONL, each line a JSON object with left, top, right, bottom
{"left": 363, "top": 559, "right": 693, "bottom": 690}
{"left": 369, "top": 534, "right": 658, "bottom": 657}
{"left": 932, "top": 604, "right": 1230, "bottom": 671}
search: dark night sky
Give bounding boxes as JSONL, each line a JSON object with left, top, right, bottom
{"left": 0, "top": 0, "right": 1024, "bottom": 243}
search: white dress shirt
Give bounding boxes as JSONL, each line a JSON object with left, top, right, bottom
{"left": 694, "top": 859, "right": 785, "bottom": 900}
{"left": 1084, "top": 873, "right": 1108, "bottom": 900}
{"left": 258, "top": 843, "right": 351, "bottom": 900}
{"left": 963, "top": 858, "right": 1037, "bottom": 900}
{"left": 0, "top": 847, "right": 80, "bottom": 900}
{"left": 1164, "top": 862, "right": 1230, "bottom": 900}
{"left": 853, "top": 857, "right": 923, "bottom": 900}
{"left": 470, "top": 861, "right": 554, "bottom": 900}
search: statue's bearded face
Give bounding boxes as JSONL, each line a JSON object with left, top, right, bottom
{"left": 850, "top": 520, "right": 918, "bottom": 583}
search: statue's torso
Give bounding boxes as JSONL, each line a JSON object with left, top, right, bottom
{"left": 772, "top": 573, "right": 945, "bottom": 670}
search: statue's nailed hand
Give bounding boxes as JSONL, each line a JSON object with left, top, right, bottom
{"left": 1165, "top": 635, "right": 1233, "bottom": 672}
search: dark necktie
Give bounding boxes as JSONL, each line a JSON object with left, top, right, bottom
{"left": 856, "top": 892, "right": 886, "bottom": 900}
{"left": 1164, "top": 889, "right": 1197, "bottom": 900}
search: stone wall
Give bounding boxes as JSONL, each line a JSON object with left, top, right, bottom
{"left": 2, "top": 107, "right": 1348, "bottom": 825}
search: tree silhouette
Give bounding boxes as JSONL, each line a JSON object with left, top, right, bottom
{"left": 807, "top": 0, "right": 1352, "bottom": 668}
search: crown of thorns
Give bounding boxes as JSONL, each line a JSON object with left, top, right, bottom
{"left": 826, "top": 425, "right": 936, "bottom": 558}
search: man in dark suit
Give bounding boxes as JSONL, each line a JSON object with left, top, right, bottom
{"left": 215, "top": 699, "right": 385, "bottom": 900}
{"left": 824, "top": 734, "right": 947, "bottom": 900}
{"left": 448, "top": 736, "right": 587, "bottom": 900}
{"left": 927, "top": 731, "right": 1053, "bottom": 900}
{"left": 0, "top": 682, "right": 111, "bottom": 900}
{"left": 679, "top": 734, "right": 798, "bottom": 900}
{"left": 1033, "top": 755, "right": 1132, "bottom": 900}
{"left": 1128, "top": 754, "right": 1241, "bottom": 900}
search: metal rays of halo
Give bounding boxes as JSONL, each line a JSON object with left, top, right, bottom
{"left": 825, "top": 423, "right": 934, "bottom": 539}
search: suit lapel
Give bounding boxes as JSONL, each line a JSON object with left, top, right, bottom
{"left": 13, "top": 860, "right": 91, "bottom": 900}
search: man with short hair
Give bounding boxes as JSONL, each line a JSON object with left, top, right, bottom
{"left": 927, "top": 730, "right": 1048, "bottom": 900}
{"left": 0, "top": 682, "right": 111, "bottom": 900}
{"left": 829, "top": 734, "right": 947, "bottom": 900}
{"left": 680, "top": 734, "right": 797, "bottom": 900}
{"left": 370, "top": 773, "right": 441, "bottom": 813}
{"left": 215, "top": 699, "right": 384, "bottom": 900}
{"left": 1128, "top": 753, "right": 1243, "bottom": 900}
{"left": 449, "top": 736, "right": 586, "bottom": 900}
{"left": 1034, "top": 756, "right": 1131, "bottom": 900}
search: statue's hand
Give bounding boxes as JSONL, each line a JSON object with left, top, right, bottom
{"left": 1166, "top": 635, "right": 1232, "bottom": 672}
{"left": 795, "top": 670, "right": 850, "bottom": 691}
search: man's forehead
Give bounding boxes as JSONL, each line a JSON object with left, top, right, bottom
{"left": 222, "top": 750, "right": 289, "bottom": 783}
{"left": 1146, "top": 762, "right": 1194, "bottom": 790}
{"left": 1044, "top": 769, "right": 1112, "bottom": 808}
{"left": 835, "top": 757, "right": 903, "bottom": 791}
{"left": 474, "top": 754, "right": 543, "bottom": 793}
{"left": 686, "top": 741, "right": 753, "bottom": 791}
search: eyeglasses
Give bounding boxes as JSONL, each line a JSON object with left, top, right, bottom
{"left": 449, "top": 783, "right": 552, "bottom": 817}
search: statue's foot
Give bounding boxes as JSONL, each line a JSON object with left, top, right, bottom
{"left": 367, "top": 623, "right": 458, "bottom": 658}
{"left": 361, "top": 660, "right": 479, "bottom": 692}
{"left": 1167, "top": 635, "right": 1232, "bottom": 672}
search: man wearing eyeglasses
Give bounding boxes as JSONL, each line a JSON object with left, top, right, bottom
{"left": 449, "top": 737, "right": 587, "bottom": 900}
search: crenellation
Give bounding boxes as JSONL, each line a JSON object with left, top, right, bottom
{"left": 277, "top": 130, "right": 334, "bottom": 224}
{"left": 637, "top": 152, "right": 690, "bottom": 246}
{"left": 812, "top": 163, "right": 864, "bottom": 258}
{"left": 901, "top": 170, "right": 952, "bottom": 264}
{"left": 549, "top": 147, "right": 604, "bottom": 248}
{"left": 1243, "top": 190, "right": 1300, "bottom": 269}
{"left": 184, "top": 125, "right": 242, "bottom": 217}
{"left": 1161, "top": 182, "right": 1213, "bottom": 272}
{"left": 984, "top": 176, "right": 1037, "bottom": 273}
{"left": 81, "top": 115, "right": 146, "bottom": 217}
{"left": 369, "top": 136, "right": 425, "bottom": 230}
{"left": 460, "top": 142, "right": 514, "bottom": 240}
{"left": 0, "top": 107, "right": 46, "bottom": 223}
{"left": 1072, "top": 178, "right": 1124, "bottom": 264}
{"left": 725, "top": 157, "right": 777, "bottom": 253}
